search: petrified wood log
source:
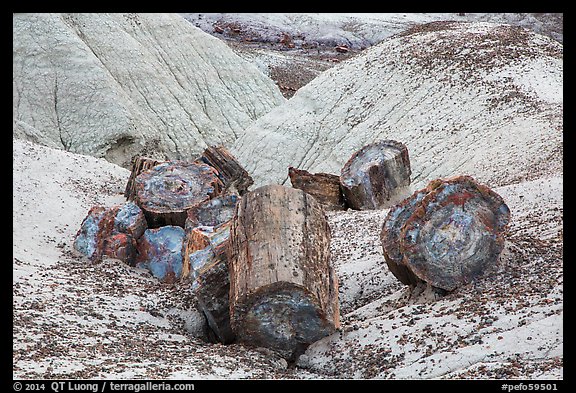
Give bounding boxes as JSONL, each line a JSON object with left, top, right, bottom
{"left": 73, "top": 202, "right": 147, "bottom": 264}
{"left": 185, "top": 194, "right": 239, "bottom": 230}
{"left": 124, "top": 156, "right": 164, "bottom": 201}
{"left": 102, "top": 233, "right": 138, "bottom": 266}
{"left": 340, "top": 140, "right": 411, "bottom": 210}
{"left": 133, "top": 161, "right": 224, "bottom": 228}
{"left": 227, "top": 185, "right": 339, "bottom": 361}
{"left": 198, "top": 146, "right": 253, "bottom": 195}
{"left": 182, "top": 222, "right": 231, "bottom": 279}
{"left": 381, "top": 175, "right": 511, "bottom": 292}
{"left": 136, "top": 226, "right": 186, "bottom": 284}
{"left": 188, "top": 225, "right": 234, "bottom": 344}
{"left": 288, "top": 166, "right": 347, "bottom": 210}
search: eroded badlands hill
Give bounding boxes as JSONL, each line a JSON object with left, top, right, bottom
{"left": 231, "top": 22, "right": 563, "bottom": 190}
{"left": 13, "top": 13, "right": 285, "bottom": 167}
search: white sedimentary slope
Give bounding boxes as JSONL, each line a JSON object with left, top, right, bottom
{"left": 231, "top": 21, "right": 563, "bottom": 190}
{"left": 13, "top": 13, "right": 285, "bottom": 167}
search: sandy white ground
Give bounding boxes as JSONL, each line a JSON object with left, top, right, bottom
{"left": 13, "top": 138, "right": 562, "bottom": 379}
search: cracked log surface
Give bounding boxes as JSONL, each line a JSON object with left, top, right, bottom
{"left": 227, "top": 185, "right": 339, "bottom": 361}
{"left": 184, "top": 194, "right": 239, "bottom": 230}
{"left": 73, "top": 201, "right": 147, "bottom": 265}
{"left": 124, "top": 156, "right": 164, "bottom": 201}
{"left": 381, "top": 175, "right": 511, "bottom": 291}
{"left": 198, "top": 146, "right": 254, "bottom": 195}
{"left": 288, "top": 166, "right": 347, "bottom": 210}
{"left": 340, "top": 140, "right": 411, "bottom": 210}
{"left": 133, "top": 161, "right": 223, "bottom": 228}
{"left": 188, "top": 226, "right": 234, "bottom": 344}
{"left": 136, "top": 226, "right": 186, "bottom": 284}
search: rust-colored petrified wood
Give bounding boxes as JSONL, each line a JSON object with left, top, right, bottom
{"left": 73, "top": 202, "right": 147, "bottom": 265}
{"left": 227, "top": 185, "right": 340, "bottom": 361}
{"left": 288, "top": 166, "right": 347, "bottom": 210}
{"left": 181, "top": 194, "right": 239, "bottom": 279}
{"left": 340, "top": 140, "right": 412, "bottom": 210}
{"left": 133, "top": 161, "right": 224, "bottom": 228}
{"left": 124, "top": 156, "right": 165, "bottom": 201}
{"left": 188, "top": 225, "right": 234, "bottom": 344}
{"left": 381, "top": 175, "right": 511, "bottom": 292}
{"left": 197, "top": 146, "right": 254, "bottom": 195}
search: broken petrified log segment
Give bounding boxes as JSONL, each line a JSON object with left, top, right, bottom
{"left": 288, "top": 166, "right": 347, "bottom": 210}
{"left": 73, "top": 202, "right": 147, "bottom": 264}
{"left": 188, "top": 225, "right": 234, "bottom": 344}
{"left": 197, "top": 146, "right": 253, "bottom": 195}
{"left": 227, "top": 184, "right": 339, "bottom": 361}
{"left": 184, "top": 194, "right": 239, "bottom": 230}
{"left": 133, "top": 161, "right": 224, "bottom": 228}
{"left": 124, "top": 156, "right": 164, "bottom": 201}
{"left": 102, "top": 233, "right": 138, "bottom": 266}
{"left": 136, "top": 226, "right": 186, "bottom": 283}
{"left": 182, "top": 221, "right": 231, "bottom": 279}
{"left": 340, "top": 140, "right": 411, "bottom": 210}
{"left": 182, "top": 194, "right": 238, "bottom": 279}
{"left": 381, "top": 175, "right": 511, "bottom": 292}
{"left": 73, "top": 206, "right": 108, "bottom": 261}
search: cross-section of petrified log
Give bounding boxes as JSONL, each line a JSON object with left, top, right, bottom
{"left": 188, "top": 226, "right": 234, "bottom": 344}
{"left": 227, "top": 185, "right": 339, "bottom": 361}
{"left": 124, "top": 156, "right": 165, "bottom": 201}
{"left": 340, "top": 140, "right": 411, "bottom": 210}
{"left": 133, "top": 161, "right": 224, "bottom": 228}
{"left": 288, "top": 166, "right": 347, "bottom": 210}
{"left": 380, "top": 189, "right": 429, "bottom": 287}
{"left": 136, "top": 226, "right": 186, "bottom": 283}
{"left": 198, "top": 146, "right": 254, "bottom": 195}
{"left": 73, "top": 202, "right": 147, "bottom": 264}
{"left": 381, "top": 175, "right": 511, "bottom": 291}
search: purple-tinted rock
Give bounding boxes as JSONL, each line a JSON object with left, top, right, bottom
{"left": 73, "top": 202, "right": 147, "bottom": 263}
{"left": 185, "top": 194, "right": 239, "bottom": 231}
{"left": 113, "top": 201, "right": 147, "bottom": 239}
{"left": 340, "top": 140, "right": 411, "bottom": 210}
{"left": 102, "top": 233, "right": 137, "bottom": 266}
{"left": 136, "top": 226, "right": 186, "bottom": 283}
{"left": 188, "top": 237, "right": 234, "bottom": 344}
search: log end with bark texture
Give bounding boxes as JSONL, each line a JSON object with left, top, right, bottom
{"left": 288, "top": 166, "right": 347, "bottom": 210}
{"left": 198, "top": 145, "right": 254, "bottom": 195}
{"left": 227, "top": 185, "right": 339, "bottom": 361}
{"left": 124, "top": 156, "right": 165, "bottom": 201}
{"left": 381, "top": 175, "right": 511, "bottom": 292}
{"left": 133, "top": 161, "right": 224, "bottom": 228}
{"left": 136, "top": 226, "right": 186, "bottom": 283}
{"left": 340, "top": 140, "right": 411, "bottom": 210}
